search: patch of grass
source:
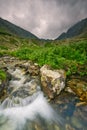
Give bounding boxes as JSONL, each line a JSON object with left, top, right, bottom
{"left": 0, "top": 69, "right": 6, "bottom": 80}
{"left": 0, "top": 51, "right": 5, "bottom": 57}
{"left": 0, "top": 45, "right": 8, "bottom": 50}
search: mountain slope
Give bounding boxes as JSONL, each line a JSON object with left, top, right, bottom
{"left": 56, "top": 18, "right": 87, "bottom": 40}
{"left": 0, "top": 17, "right": 38, "bottom": 39}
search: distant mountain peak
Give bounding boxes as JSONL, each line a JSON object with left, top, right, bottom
{"left": 56, "top": 17, "right": 87, "bottom": 40}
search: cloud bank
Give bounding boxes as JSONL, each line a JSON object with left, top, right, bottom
{"left": 0, "top": 0, "right": 87, "bottom": 39}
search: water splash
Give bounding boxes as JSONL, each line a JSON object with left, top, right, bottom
{"left": 0, "top": 67, "right": 64, "bottom": 130}
{"left": 0, "top": 92, "right": 63, "bottom": 130}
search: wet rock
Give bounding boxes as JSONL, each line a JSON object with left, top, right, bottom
{"left": 28, "top": 63, "right": 40, "bottom": 76}
{"left": 76, "top": 102, "right": 87, "bottom": 107}
{"left": 65, "top": 124, "right": 75, "bottom": 130}
{"left": 40, "top": 65, "right": 66, "bottom": 99}
{"left": 0, "top": 57, "right": 41, "bottom": 103}
{"left": 15, "top": 61, "right": 40, "bottom": 76}
{"left": 73, "top": 105, "right": 87, "bottom": 124}
{"left": 7, "top": 67, "right": 40, "bottom": 98}
{"left": 54, "top": 125, "right": 60, "bottom": 130}
{"left": 11, "top": 79, "right": 40, "bottom": 98}
{"left": 71, "top": 117, "right": 83, "bottom": 129}
{"left": 0, "top": 56, "right": 20, "bottom": 68}
{"left": 34, "top": 123, "right": 44, "bottom": 130}
{"left": 65, "top": 87, "right": 75, "bottom": 95}
{"left": 67, "top": 78, "right": 87, "bottom": 102}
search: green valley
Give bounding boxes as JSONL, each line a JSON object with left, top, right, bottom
{"left": 0, "top": 18, "right": 87, "bottom": 77}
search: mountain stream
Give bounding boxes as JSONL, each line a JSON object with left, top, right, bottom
{"left": 0, "top": 63, "right": 87, "bottom": 130}
{"left": 0, "top": 66, "right": 64, "bottom": 130}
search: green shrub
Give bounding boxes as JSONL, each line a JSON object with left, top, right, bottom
{"left": 10, "top": 40, "right": 87, "bottom": 76}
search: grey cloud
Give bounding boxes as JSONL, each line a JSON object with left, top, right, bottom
{"left": 0, "top": 0, "right": 87, "bottom": 39}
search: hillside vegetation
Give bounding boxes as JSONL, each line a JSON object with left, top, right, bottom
{"left": 10, "top": 38, "right": 86, "bottom": 76}
{"left": 0, "top": 18, "right": 87, "bottom": 77}
{"left": 0, "top": 18, "right": 38, "bottom": 39}
{"left": 0, "top": 35, "right": 86, "bottom": 77}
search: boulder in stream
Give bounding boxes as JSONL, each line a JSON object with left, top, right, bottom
{"left": 40, "top": 65, "right": 66, "bottom": 99}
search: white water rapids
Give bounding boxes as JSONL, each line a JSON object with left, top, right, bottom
{"left": 0, "top": 67, "right": 63, "bottom": 130}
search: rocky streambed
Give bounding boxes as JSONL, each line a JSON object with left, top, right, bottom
{"left": 0, "top": 56, "right": 87, "bottom": 130}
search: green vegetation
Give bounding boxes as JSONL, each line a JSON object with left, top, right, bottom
{"left": 0, "top": 17, "right": 38, "bottom": 39}
{"left": 0, "top": 28, "right": 87, "bottom": 77}
{"left": 0, "top": 51, "right": 5, "bottom": 57}
{"left": 0, "top": 17, "right": 87, "bottom": 77}
{"left": 10, "top": 39, "right": 87, "bottom": 76}
{"left": 0, "top": 69, "right": 6, "bottom": 80}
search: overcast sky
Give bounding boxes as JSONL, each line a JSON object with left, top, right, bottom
{"left": 0, "top": 0, "right": 87, "bottom": 39}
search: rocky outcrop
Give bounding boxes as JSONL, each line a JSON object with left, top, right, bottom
{"left": 40, "top": 65, "right": 66, "bottom": 99}
{"left": 0, "top": 56, "right": 40, "bottom": 102}
{"left": 16, "top": 62, "right": 40, "bottom": 76}
{"left": 1, "top": 56, "right": 87, "bottom": 103}
{"left": 67, "top": 77, "right": 87, "bottom": 102}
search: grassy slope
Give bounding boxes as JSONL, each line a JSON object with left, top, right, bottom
{"left": 0, "top": 32, "right": 87, "bottom": 77}
{"left": 11, "top": 38, "right": 87, "bottom": 76}
{"left": 0, "top": 18, "right": 38, "bottom": 39}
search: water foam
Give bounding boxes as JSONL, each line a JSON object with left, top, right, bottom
{"left": 0, "top": 92, "right": 62, "bottom": 130}
{"left": 0, "top": 66, "right": 63, "bottom": 130}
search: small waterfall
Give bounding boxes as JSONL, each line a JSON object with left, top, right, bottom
{"left": 0, "top": 66, "right": 64, "bottom": 130}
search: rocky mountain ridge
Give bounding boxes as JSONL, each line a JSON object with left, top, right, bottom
{"left": 56, "top": 18, "right": 87, "bottom": 40}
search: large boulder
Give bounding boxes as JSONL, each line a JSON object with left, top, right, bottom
{"left": 40, "top": 65, "right": 66, "bottom": 99}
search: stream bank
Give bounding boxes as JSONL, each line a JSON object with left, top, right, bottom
{"left": 0, "top": 56, "right": 87, "bottom": 130}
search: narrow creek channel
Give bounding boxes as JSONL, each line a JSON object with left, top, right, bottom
{"left": 0, "top": 60, "right": 87, "bottom": 130}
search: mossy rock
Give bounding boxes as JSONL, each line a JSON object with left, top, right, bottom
{"left": 67, "top": 78, "right": 87, "bottom": 102}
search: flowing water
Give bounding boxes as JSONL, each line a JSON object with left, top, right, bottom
{"left": 0, "top": 67, "right": 64, "bottom": 130}
{"left": 0, "top": 66, "right": 87, "bottom": 130}
{"left": 0, "top": 92, "right": 63, "bottom": 130}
